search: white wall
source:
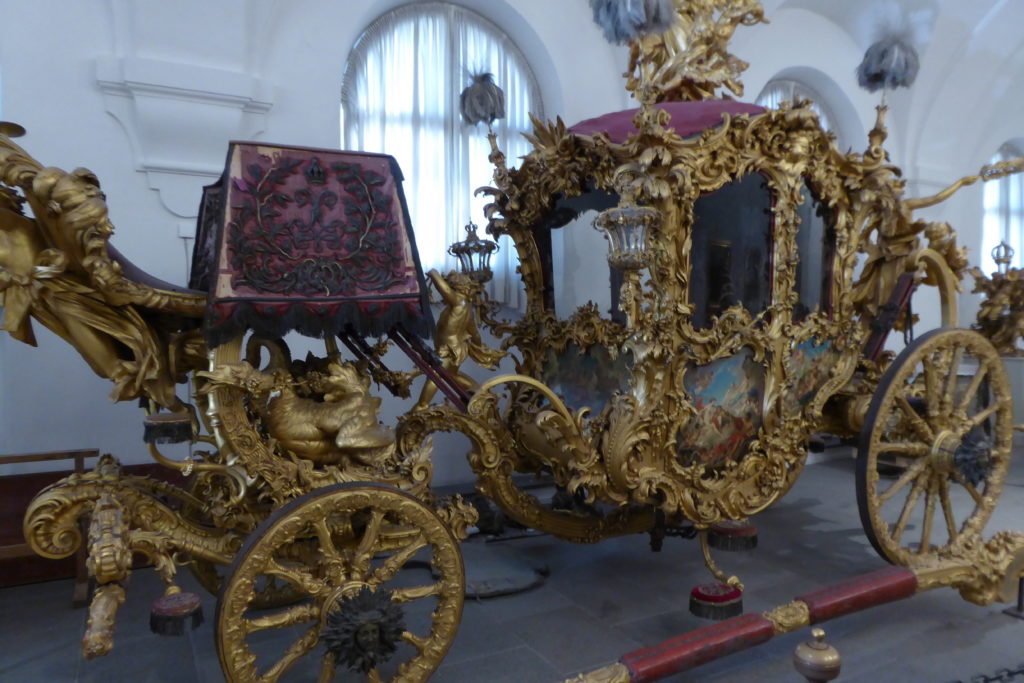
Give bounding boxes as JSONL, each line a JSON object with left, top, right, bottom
{"left": 2, "top": 0, "right": 1024, "bottom": 480}
{"left": 0, "top": 0, "right": 626, "bottom": 481}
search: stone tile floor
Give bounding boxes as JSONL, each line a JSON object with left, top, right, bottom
{"left": 1, "top": 448, "right": 1023, "bottom": 682}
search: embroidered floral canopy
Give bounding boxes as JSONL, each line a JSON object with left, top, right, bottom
{"left": 197, "top": 143, "right": 432, "bottom": 347}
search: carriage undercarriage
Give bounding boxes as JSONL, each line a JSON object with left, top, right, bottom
{"left": 4, "top": 1, "right": 1024, "bottom": 681}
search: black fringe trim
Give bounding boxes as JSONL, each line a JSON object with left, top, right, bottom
{"left": 143, "top": 416, "right": 194, "bottom": 445}
{"left": 203, "top": 300, "right": 433, "bottom": 349}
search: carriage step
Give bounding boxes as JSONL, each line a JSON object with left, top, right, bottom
{"left": 150, "top": 590, "right": 204, "bottom": 636}
{"left": 708, "top": 520, "right": 758, "bottom": 551}
{"left": 689, "top": 582, "right": 743, "bottom": 620}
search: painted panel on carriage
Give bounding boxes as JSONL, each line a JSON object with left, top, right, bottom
{"left": 677, "top": 347, "right": 765, "bottom": 467}
{"left": 785, "top": 338, "right": 840, "bottom": 406}
{"left": 542, "top": 342, "right": 632, "bottom": 413}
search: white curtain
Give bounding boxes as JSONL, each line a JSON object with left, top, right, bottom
{"left": 756, "top": 79, "right": 840, "bottom": 148}
{"left": 341, "top": 2, "right": 542, "bottom": 310}
{"left": 981, "top": 144, "right": 1024, "bottom": 273}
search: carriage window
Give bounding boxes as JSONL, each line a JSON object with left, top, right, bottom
{"left": 793, "top": 182, "right": 835, "bottom": 322}
{"left": 550, "top": 189, "right": 620, "bottom": 320}
{"left": 689, "top": 174, "right": 773, "bottom": 329}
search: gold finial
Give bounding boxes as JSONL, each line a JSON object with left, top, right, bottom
{"left": 793, "top": 627, "right": 841, "bottom": 682}
{"left": 0, "top": 122, "right": 26, "bottom": 138}
{"left": 993, "top": 241, "right": 1014, "bottom": 275}
{"left": 625, "top": 0, "right": 767, "bottom": 103}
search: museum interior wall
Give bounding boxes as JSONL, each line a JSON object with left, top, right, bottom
{"left": 0, "top": 0, "right": 1021, "bottom": 484}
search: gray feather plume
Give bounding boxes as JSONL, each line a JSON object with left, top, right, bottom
{"left": 589, "top": 0, "right": 677, "bottom": 45}
{"left": 460, "top": 73, "right": 506, "bottom": 126}
{"left": 856, "top": 3, "right": 931, "bottom": 93}
{"left": 857, "top": 37, "right": 919, "bottom": 92}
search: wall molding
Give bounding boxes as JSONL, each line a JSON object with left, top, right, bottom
{"left": 96, "top": 56, "right": 273, "bottom": 217}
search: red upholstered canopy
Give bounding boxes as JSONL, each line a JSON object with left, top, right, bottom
{"left": 202, "top": 143, "right": 432, "bottom": 346}
{"left": 568, "top": 100, "right": 765, "bottom": 143}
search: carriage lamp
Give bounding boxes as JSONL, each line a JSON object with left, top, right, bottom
{"left": 993, "top": 241, "right": 1015, "bottom": 275}
{"left": 593, "top": 202, "right": 659, "bottom": 270}
{"left": 448, "top": 222, "right": 498, "bottom": 283}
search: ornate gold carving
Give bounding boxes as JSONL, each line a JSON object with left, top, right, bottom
{"left": 413, "top": 268, "right": 504, "bottom": 411}
{"left": 216, "top": 484, "right": 463, "bottom": 682}
{"left": 562, "top": 662, "right": 632, "bottom": 683}
{"left": 626, "top": 0, "right": 767, "bottom": 102}
{"left": 82, "top": 583, "right": 125, "bottom": 660}
{"left": 85, "top": 494, "right": 131, "bottom": 585}
{"left": 858, "top": 330, "right": 1012, "bottom": 567}
{"left": 763, "top": 600, "right": 811, "bottom": 635}
{"left": 0, "top": 134, "right": 205, "bottom": 410}
{"left": 970, "top": 263, "right": 1024, "bottom": 356}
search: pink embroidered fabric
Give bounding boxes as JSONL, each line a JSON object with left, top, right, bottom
{"left": 202, "top": 143, "right": 431, "bottom": 346}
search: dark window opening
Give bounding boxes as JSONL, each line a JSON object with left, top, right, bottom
{"left": 690, "top": 174, "right": 774, "bottom": 329}
{"left": 793, "top": 182, "right": 836, "bottom": 322}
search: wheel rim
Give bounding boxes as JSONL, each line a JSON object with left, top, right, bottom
{"left": 216, "top": 483, "right": 464, "bottom": 682}
{"left": 856, "top": 329, "right": 1012, "bottom": 565}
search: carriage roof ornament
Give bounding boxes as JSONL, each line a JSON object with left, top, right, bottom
{"left": 595, "top": 0, "right": 768, "bottom": 105}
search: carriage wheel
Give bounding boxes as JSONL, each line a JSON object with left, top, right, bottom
{"left": 216, "top": 483, "right": 464, "bottom": 682}
{"left": 856, "top": 329, "right": 1012, "bottom": 565}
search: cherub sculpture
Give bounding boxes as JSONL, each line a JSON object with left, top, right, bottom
{"left": 412, "top": 269, "right": 504, "bottom": 411}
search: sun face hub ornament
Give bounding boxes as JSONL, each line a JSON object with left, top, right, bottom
{"left": 953, "top": 433, "right": 993, "bottom": 487}
{"left": 321, "top": 587, "right": 407, "bottom": 674}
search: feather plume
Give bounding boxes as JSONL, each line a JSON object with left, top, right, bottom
{"left": 459, "top": 73, "right": 506, "bottom": 126}
{"left": 856, "top": 3, "right": 933, "bottom": 92}
{"left": 589, "top": 0, "right": 677, "bottom": 45}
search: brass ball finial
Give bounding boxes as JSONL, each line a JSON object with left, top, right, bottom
{"left": 0, "top": 122, "right": 26, "bottom": 138}
{"left": 793, "top": 627, "right": 841, "bottom": 682}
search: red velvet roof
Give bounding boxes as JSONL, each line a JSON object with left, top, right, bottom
{"left": 568, "top": 100, "right": 765, "bottom": 143}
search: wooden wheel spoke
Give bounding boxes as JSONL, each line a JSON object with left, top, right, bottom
{"left": 967, "top": 402, "right": 999, "bottom": 429}
{"left": 950, "top": 471, "right": 985, "bottom": 505}
{"left": 314, "top": 517, "right": 342, "bottom": 564}
{"left": 939, "top": 477, "right": 958, "bottom": 542}
{"left": 877, "top": 459, "right": 928, "bottom": 505}
{"left": 264, "top": 559, "right": 325, "bottom": 597}
{"left": 956, "top": 364, "right": 989, "bottom": 413}
{"left": 876, "top": 441, "right": 929, "bottom": 457}
{"left": 895, "top": 396, "right": 933, "bottom": 441}
{"left": 369, "top": 533, "right": 427, "bottom": 587}
{"left": 919, "top": 477, "right": 937, "bottom": 555}
{"left": 351, "top": 509, "right": 387, "bottom": 577}
{"left": 891, "top": 474, "right": 926, "bottom": 544}
{"left": 923, "top": 357, "right": 940, "bottom": 416}
{"left": 402, "top": 630, "right": 429, "bottom": 654}
{"left": 391, "top": 583, "right": 442, "bottom": 603}
{"left": 245, "top": 602, "right": 318, "bottom": 633}
{"left": 263, "top": 623, "right": 320, "bottom": 680}
{"left": 316, "top": 652, "right": 336, "bottom": 683}
{"left": 941, "top": 347, "right": 963, "bottom": 413}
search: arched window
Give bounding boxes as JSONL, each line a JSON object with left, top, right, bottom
{"left": 981, "top": 143, "right": 1024, "bottom": 272}
{"left": 341, "top": 2, "right": 542, "bottom": 307}
{"left": 756, "top": 78, "right": 841, "bottom": 148}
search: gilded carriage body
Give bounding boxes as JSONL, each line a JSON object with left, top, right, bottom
{"left": 3, "top": 1, "right": 1024, "bottom": 681}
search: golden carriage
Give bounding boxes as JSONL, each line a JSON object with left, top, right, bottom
{"left": 2, "top": 2, "right": 1024, "bottom": 681}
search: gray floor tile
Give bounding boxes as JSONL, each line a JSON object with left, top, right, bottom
{"left": 2, "top": 450, "right": 1024, "bottom": 682}
{"left": 434, "top": 646, "right": 561, "bottom": 682}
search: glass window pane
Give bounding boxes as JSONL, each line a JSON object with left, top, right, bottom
{"left": 793, "top": 182, "right": 835, "bottom": 321}
{"left": 689, "top": 174, "right": 774, "bottom": 328}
